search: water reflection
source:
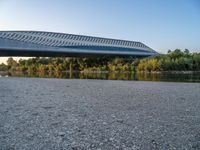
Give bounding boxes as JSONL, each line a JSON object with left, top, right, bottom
{"left": 0, "top": 71, "right": 200, "bottom": 82}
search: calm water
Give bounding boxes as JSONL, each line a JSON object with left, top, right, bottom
{"left": 0, "top": 71, "right": 200, "bottom": 82}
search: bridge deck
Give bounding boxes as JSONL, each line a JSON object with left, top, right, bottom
{"left": 0, "top": 31, "right": 158, "bottom": 57}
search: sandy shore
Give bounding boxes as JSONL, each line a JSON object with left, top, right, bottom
{"left": 0, "top": 77, "right": 200, "bottom": 149}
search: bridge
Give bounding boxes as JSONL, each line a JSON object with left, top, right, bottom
{"left": 0, "top": 31, "right": 158, "bottom": 57}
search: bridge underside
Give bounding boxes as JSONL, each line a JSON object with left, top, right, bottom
{"left": 0, "top": 49, "right": 150, "bottom": 58}
{"left": 0, "top": 31, "right": 158, "bottom": 58}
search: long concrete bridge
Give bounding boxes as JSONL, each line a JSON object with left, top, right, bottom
{"left": 0, "top": 31, "right": 158, "bottom": 57}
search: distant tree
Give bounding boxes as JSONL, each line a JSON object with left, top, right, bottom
{"left": 169, "top": 49, "right": 184, "bottom": 59}
{"left": 184, "top": 49, "right": 190, "bottom": 55}
{"left": 7, "top": 57, "right": 17, "bottom": 70}
{"left": 167, "top": 49, "right": 172, "bottom": 53}
{"left": 0, "top": 63, "right": 8, "bottom": 71}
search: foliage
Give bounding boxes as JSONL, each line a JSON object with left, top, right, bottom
{"left": 136, "top": 49, "right": 200, "bottom": 72}
{"left": 0, "top": 63, "right": 8, "bottom": 71}
{"left": 3, "top": 56, "right": 135, "bottom": 73}
{"left": 2, "top": 49, "right": 200, "bottom": 73}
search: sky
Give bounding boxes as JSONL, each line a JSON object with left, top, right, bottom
{"left": 0, "top": 0, "right": 200, "bottom": 63}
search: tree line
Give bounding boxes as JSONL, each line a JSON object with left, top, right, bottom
{"left": 0, "top": 49, "right": 200, "bottom": 73}
{"left": 136, "top": 49, "right": 200, "bottom": 72}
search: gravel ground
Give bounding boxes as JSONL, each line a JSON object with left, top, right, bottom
{"left": 0, "top": 77, "right": 200, "bottom": 150}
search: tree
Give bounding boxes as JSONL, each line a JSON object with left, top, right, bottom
{"left": 7, "top": 57, "right": 17, "bottom": 70}
{"left": 0, "top": 63, "right": 8, "bottom": 71}
{"left": 167, "top": 49, "right": 172, "bottom": 54}
{"left": 169, "top": 49, "right": 184, "bottom": 59}
{"left": 184, "top": 49, "right": 190, "bottom": 55}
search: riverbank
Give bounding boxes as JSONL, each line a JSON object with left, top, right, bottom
{"left": 0, "top": 78, "right": 200, "bottom": 149}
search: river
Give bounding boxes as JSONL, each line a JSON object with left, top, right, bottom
{"left": 0, "top": 71, "right": 200, "bottom": 82}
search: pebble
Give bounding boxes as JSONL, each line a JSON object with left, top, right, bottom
{"left": 1, "top": 78, "right": 199, "bottom": 149}
{"left": 58, "top": 132, "right": 65, "bottom": 136}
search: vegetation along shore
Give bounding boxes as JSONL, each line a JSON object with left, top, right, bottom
{"left": 0, "top": 49, "right": 200, "bottom": 73}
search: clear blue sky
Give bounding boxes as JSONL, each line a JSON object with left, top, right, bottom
{"left": 0, "top": 0, "right": 200, "bottom": 62}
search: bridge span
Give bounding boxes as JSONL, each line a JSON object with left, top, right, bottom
{"left": 0, "top": 31, "right": 158, "bottom": 57}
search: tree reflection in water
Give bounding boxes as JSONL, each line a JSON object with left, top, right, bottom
{"left": 1, "top": 71, "right": 200, "bottom": 82}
